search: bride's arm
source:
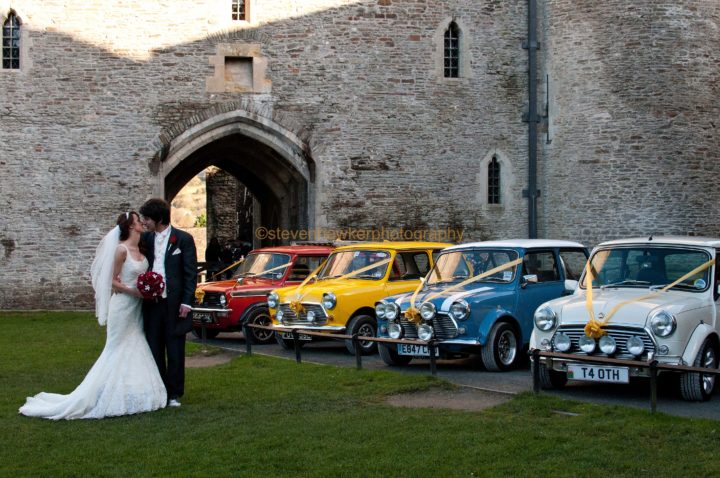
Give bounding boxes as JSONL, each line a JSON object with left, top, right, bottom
{"left": 111, "top": 246, "right": 143, "bottom": 298}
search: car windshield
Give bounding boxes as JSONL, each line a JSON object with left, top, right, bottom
{"left": 233, "top": 253, "right": 292, "bottom": 280}
{"left": 425, "top": 249, "right": 520, "bottom": 286}
{"left": 318, "top": 249, "right": 391, "bottom": 280}
{"left": 582, "top": 246, "right": 711, "bottom": 291}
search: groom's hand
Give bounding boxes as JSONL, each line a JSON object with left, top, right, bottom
{"left": 179, "top": 304, "right": 192, "bottom": 318}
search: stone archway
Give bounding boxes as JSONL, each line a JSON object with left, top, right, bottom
{"left": 151, "top": 108, "right": 315, "bottom": 246}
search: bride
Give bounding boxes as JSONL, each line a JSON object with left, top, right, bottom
{"left": 19, "top": 211, "right": 167, "bottom": 419}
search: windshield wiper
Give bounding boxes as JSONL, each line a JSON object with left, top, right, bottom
{"left": 650, "top": 282, "right": 698, "bottom": 291}
{"left": 600, "top": 279, "right": 650, "bottom": 290}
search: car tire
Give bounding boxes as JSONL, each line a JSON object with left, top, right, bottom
{"left": 344, "top": 315, "right": 377, "bottom": 355}
{"left": 245, "top": 307, "right": 275, "bottom": 345}
{"left": 680, "top": 338, "right": 718, "bottom": 401}
{"left": 275, "top": 332, "right": 304, "bottom": 351}
{"left": 481, "top": 321, "right": 520, "bottom": 371}
{"left": 532, "top": 360, "right": 568, "bottom": 389}
{"left": 378, "top": 343, "right": 413, "bottom": 366}
{"left": 192, "top": 327, "right": 220, "bottom": 340}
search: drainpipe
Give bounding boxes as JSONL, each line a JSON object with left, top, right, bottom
{"left": 523, "top": 0, "right": 540, "bottom": 238}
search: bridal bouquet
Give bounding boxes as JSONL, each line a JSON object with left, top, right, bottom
{"left": 137, "top": 271, "right": 166, "bottom": 299}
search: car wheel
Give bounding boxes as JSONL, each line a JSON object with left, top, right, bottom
{"left": 481, "top": 321, "right": 520, "bottom": 371}
{"left": 680, "top": 338, "right": 718, "bottom": 401}
{"left": 378, "top": 343, "right": 413, "bottom": 366}
{"left": 192, "top": 327, "right": 220, "bottom": 340}
{"left": 275, "top": 332, "right": 304, "bottom": 351}
{"left": 245, "top": 307, "right": 275, "bottom": 345}
{"left": 344, "top": 315, "right": 377, "bottom": 355}
{"left": 532, "top": 360, "right": 568, "bottom": 389}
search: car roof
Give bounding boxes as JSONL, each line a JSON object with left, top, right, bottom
{"left": 597, "top": 236, "right": 720, "bottom": 248}
{"left": 250, "top": 245, "right": 334, "bottom": 254}
{"left": 443, "top": 239, "right": 585, "bottom": 251}
{"left": 333, "top": 241, "right": 452, "bottom": 252}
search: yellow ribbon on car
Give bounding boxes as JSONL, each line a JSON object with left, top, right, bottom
{"left": 210, "top": 257, "right": 245, "bottom": 280}
{"left": 584, "top": 257, "right": 716, "bottom": 338}
{"left": 284, "top": 258, "right": 392, "bottom": 312}
{"left": 404, "top": 258, "right": 524, "bottom": 323}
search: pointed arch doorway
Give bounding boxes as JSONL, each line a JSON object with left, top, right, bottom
{"left": 154, "top": 110, "right": 314, "bottom": 248}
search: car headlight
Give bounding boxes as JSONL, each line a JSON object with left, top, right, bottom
{"left": 599, "top": 335, "right": 617, "bottom": 355}
{"left": 219, "top": 294, "right": 227, "bottom": 307}
{"left": 418, "top": 324, "right": 434, "bottom": 341}
{"left": 534, "top": 306, "right": 557, "bottom": 332}
{"left": 322, "top": 292, "right": 337, "bottom": 310}
{"left": 650, "top": 310, "right": 676, "bottom": 337}
{"left": 386, "top": 302, "right": 400, "bottom": 321}
{"left": 554, "top": 332, "right": 571, "bottom": 352}
{"left": 449, "top": 300, "right": 470, "bottom": 321}
{"left": 627, "top": 336, "right": 645, "bottom": 356}
{"left": 276, "top": 309, "right": 284, "bottom": 324}
{"left": 420, "top": 302, "right": 436, "bottom": 320}
{"left": 388, "top": 322, "right": 403, "bottom": 339}
{"left": 267, "top": 291, "right": 279, "bottom": 309}
{"left": 579, "top": 335, "right": 596, "bottom": 353}
{"left": 375, "top": 302, "right": 387, "bottom": 319}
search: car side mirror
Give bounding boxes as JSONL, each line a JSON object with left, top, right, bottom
{"left": 521, "top": 274, "right": 538, "bottom": 288}
{"left": 563, "top": 279, "right": 579, "bottom": 295}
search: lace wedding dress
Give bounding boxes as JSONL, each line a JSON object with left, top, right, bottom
{"left": 19, "top": 249, "right": 167, "bottom": 419}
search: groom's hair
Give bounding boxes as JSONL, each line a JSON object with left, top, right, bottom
{"left": 140, "top": 198, "right": 171, "bottom": 225}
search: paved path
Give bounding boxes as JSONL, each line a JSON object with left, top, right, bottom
{"left": 194, "top": 332, "right": 720, "bottom": 420}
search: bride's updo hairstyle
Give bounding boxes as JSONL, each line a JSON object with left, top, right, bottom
{"left": 116, "top": 211, "right": 139, "bottom": 241}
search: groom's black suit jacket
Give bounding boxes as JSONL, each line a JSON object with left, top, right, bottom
{"left": 141, "top": 227, "right": 197, "bottom": 335}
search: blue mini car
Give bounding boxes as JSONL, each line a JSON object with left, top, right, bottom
{"left": 375, "top": 240, "right": 588, "bottom": 370}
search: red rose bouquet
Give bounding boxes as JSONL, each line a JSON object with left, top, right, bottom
{"left": 137, "top": 271, "right": 166, "bottom": 299}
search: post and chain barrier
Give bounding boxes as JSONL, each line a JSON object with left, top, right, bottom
{"left": 531, "top": 349, "right": 720, "bottom": 413}
{"left": 241, "top": 323, "right": 440, "bottom": 375}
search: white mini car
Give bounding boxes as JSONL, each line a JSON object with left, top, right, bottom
{"left": 530, "top": 236, "right": 720, "bottom": 401}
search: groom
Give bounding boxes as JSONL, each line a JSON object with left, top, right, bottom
{"left": 140, "top": 198, "right": 197, "bottom": 407}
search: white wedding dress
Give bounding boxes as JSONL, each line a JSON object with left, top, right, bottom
{"left": 19, "top": 250, "right": 167, "bottom": 419}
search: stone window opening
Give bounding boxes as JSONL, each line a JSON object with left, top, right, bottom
{"left": 444, "top": 22, "right": 460, "bottom": 78}
{"left": 231, "top": 0, "right": 248, "bottom": 21}
{"left": 2, "top": 11, "right": 20, "bottom": 70}
{"left": 488, "top": 156, "right": 501, "bottom": 204}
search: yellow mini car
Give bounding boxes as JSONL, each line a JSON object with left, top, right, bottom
{"left": 268, "top": 241, "right": 451, "bottom": 355}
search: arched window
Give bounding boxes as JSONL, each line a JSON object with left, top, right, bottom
{"left": 2, "top": 12, "right": 20, "bottom": 69}
{"left": 488, "top": 156, "right": 501, "bottom": 204}
{"left": 443, "top": 22, "right": 460, "bottom": 78}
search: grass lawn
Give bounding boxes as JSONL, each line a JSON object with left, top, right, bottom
{"left": 2, "top": 311, "right": 719, "bottom": 477}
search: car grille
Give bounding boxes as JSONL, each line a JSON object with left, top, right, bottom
{"left": 278, "top": 303, "right": 328, "bottom": 326}
{"left": 196, "top": 292, "right": 224, "bottom": 308}
{"left": 399, "top": 314, "right": 458, "bottom": 340}
{"left": 552, "top": 325, "right": 656, "bottom": 361}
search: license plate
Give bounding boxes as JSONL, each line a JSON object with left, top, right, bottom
{"left": 193, "top": 312, "right": 215, "bottom": 324}
{"left": 281, "top": 332, "right": 313, "bottom": 341}
{"left": 397, "top": 343, "right": 439, "bottom": 357}
{"left": 567, "top": 364, "right": 629, "bottom": 383}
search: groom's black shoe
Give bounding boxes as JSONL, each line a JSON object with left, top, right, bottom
{"left": 168, "top": 397, "right": 181, "bottom": 407}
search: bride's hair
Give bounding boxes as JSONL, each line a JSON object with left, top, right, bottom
{"left": 116, "top": 211, "right": 139, "bottom": 241}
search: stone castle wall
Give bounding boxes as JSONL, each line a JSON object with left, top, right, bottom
{"left": 0, "top": 0, "right": 718, "bottom": 309}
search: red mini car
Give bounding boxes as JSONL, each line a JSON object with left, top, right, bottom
{"left": 192, "top": 245, "right": 333, "bottom": 344}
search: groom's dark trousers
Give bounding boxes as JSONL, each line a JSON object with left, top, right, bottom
{"left": 142, "top": 228, "right": 197, "bottom": 400}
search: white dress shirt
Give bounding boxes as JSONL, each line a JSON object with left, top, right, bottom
{"left": 153, "top": 226, "right": 171, "bottom": 299}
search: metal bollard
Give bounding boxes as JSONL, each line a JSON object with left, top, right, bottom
{"left": 243, "top": 322, "right": 252, "bottom": 356}
{"left": 532, "top": 349, "right": 540, "bottom": 394}
{"left": 353, "top": 334, "right": 362, "bottom": 370}
{"left": 649, "top": 360, "right": 658, "bottom": 414}
{"left": 201, "top": 325, "right": 208, "bottom": 354}
{"left": 292, "top": 329, "right": 302, "bottom": 364}
{"left": 428, "top": 340, "right": 437, "bottom": 376}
